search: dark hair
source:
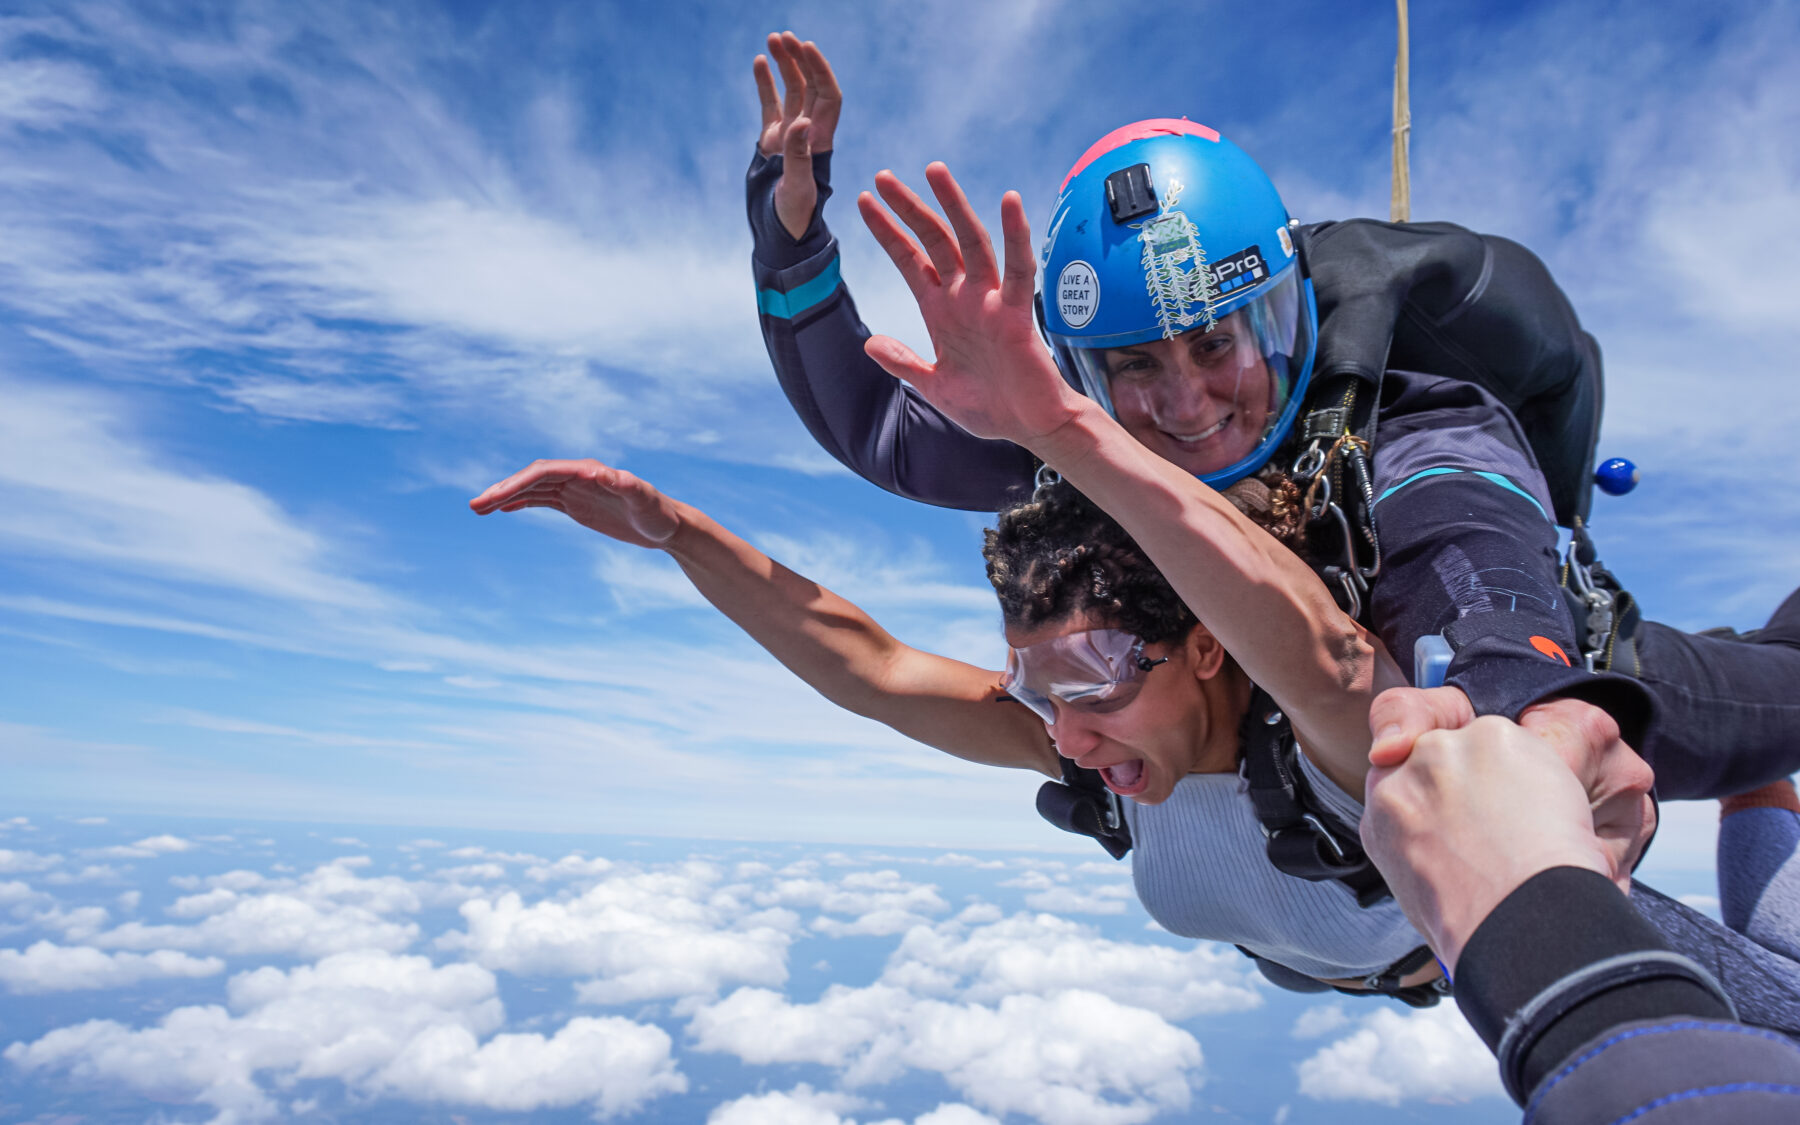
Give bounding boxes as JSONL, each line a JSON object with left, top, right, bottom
{"left": 982, "top": 468, "right": 1306, "bottom": 643}
{"left": 984, "top": 479, "right": 1193, "bottom": 643}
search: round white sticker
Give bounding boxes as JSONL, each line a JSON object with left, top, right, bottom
{"left": 1057, "top": 261, "right": 1100, "bottom": 329}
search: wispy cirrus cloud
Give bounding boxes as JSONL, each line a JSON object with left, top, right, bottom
{"left": 0, "top": 376, "right": 390, "bottom": 609}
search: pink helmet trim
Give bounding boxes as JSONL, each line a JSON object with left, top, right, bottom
{"left": 1058, "top": 118, "right": 1222, "bottom": 192}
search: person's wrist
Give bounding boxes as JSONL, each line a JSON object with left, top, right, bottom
{"left": 1435, "top": 844, "right": 1610, "bottom": 971}
{"left": 655, "top": 500, "right": 704, "bottom": 555}
{"left": 1031, "top": 394, "right": 1111, "bottom": 470}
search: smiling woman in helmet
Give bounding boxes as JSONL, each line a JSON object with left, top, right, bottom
{"left": 1090, "top": 308, "right": 1287, "bottom": 477}
{"left": 1040, "top": 120, "right": 1315, "bottom": 488}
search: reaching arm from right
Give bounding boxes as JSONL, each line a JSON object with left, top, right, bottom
{"left": 470, "top": 459, "right": 1057, "bottom": 778}
{"left": 1361, "top": 695, "right": 1795, "bottom": 1122}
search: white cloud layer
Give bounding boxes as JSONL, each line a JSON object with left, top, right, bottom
{"left": 0, "top": 819, "right": 1552, "bottom": 1123}
{"left": 92, "top": 858, "right": 423, "bottom": 958}
{"left": 758, "top": 868, "right": 952, "bottom": 937}
{"left": 4, "top": 949, "right": 684, "bottom": 1122}
{"left": 440, "top": 860, "right": 797, "bottom": 1005}
{"left": 1296, "top": 1003, "right": 1504, "bottom": 1105}
{"left": 706, "top": 1084, "right": 1004, "bottom": 1125}
{"left": 691, "top": 985, "right": 1200, "bottom": 1125}
{"left": 881, "top": 909, "right": 1263, "bottom": 1021}
{"left": 0, "top": 849, "right": 61, "bottom": 874}
{"left": 85, "top": 834, "right": 195, "bottom": 859}
{"left": 684, "top": 903, "right": 1262, "bottom": 1125}
{"left": 0, "top": 940, "right": 223, "bottom": 993}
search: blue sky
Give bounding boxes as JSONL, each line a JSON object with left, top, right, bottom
{"left": 0, "top": 0, "right": 1797, "bottom": 1117}
{"left": 5, "top": 0, "right": 1797, "bottom": 846}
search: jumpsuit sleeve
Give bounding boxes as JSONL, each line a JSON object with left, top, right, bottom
{"left": 1366, "top": 371, "right": 1651, "bottom": 742}
{"left": 1452, "top": 866, "right": 1800, "bottom": 1123}
{"left": 747, "top": 148, "right": 1039, "bottom": 512}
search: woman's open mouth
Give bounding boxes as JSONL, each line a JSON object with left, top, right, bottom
{"left": 1164, "top": 414, "right": 1232, "bottom": 445}
{"left": 1099, "top": 760, "right": 1148, "bottom": 796}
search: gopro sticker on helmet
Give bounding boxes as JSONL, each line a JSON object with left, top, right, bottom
{"left": 1211, "top": 246, "right": 1266, "bottom": 298}
{"left": 1057, "top": 261, "right": 1100, "bottom": 329}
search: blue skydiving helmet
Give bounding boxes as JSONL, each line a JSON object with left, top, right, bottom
{"left": 1040, "top": 119, "right": 1318, "bottom": 487}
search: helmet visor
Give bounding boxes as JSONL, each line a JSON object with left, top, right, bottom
{"left": 1000, "top": 628, "right": 1168, "bottom": 725}
{"left": 1053, "top": 265, "right": 1315, "bottom": 485}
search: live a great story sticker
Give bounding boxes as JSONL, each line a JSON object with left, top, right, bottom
{"left": 1057, "top": 260, "right": 1099, "bottom": 329}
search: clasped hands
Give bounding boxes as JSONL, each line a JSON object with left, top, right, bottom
{"left": 1363, "top": 685, "right": 1657, "bottom": 971}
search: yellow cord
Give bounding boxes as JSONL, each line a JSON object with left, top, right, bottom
{"left": 1392, "top": 0, "right": 1412, "bottom": 223}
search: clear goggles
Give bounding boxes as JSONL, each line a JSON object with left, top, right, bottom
{"left": 1051, "top": 266, "right": 1315, "bottom": 486}
{"left": 1000, "top": 627, "right": 1169, "bottom": 725}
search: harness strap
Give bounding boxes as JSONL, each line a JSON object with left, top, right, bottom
{"left": 1294, "top": 373, "right": 1384, "bottom": 622}
{"left": 1238, "top": 943, "right": 1451, "bottom": 1008}
{"left": 1562, "top": 519, "right": 1643, "bottom": 676}
{"left": 1034, "top": 758, "right": 1131, "bottom": 860}
{"left": 1028, "top": 686, "right": 1390, "bottom": 912}
{"left": 1331, "top": 944, "right": 1453, "bottom": 1008}
{"left": 1239, "top": 688, "right": 1391, "bottom": 908}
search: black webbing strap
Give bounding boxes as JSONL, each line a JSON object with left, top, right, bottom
{"left": 1293, "top": 373, "right": 1383, "bottom": 624}
{"left": 1239, "top": 688, "right": 1390, "bottom": 908}
{"left": 1299, "top": 372, "right": 1378, "bottom": 451}
{"left": 1240, "top": 942, "right": 1450, "bottom": 1007}
{"left": 1332, "top": 943, "right": 1451, "bottom": 1008}
{"left": 1562, "top": 520, "right": 1644, "bottom": 677}
{"left": 1035, "top": 758, "right": 1132, "bottom": 860}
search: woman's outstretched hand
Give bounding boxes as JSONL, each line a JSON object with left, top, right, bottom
{"left": 755, "top": 31, "right": 842, "bottom": 241}
{"left": 860, "top": 164, "right": 1087, "bottom": 452}
{"left": 470, "top": 459, "right": 681, "bottom": 549}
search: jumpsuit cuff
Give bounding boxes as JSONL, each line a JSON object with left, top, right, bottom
{"left": 1454, "top": 866, "right": 1733, "bottom": 1104}
{"left": 747, "top": 148, "right": 835, "bottom": 271}
{"left": 1443, "top": 614, "right": 1655, "bottom": 750}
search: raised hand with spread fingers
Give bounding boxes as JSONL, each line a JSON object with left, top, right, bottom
{"left": 858, "top": 164, "right": 1087, "bottom": 455}
{"left": 754, "top": 31, "right": 842, "bottom": 241}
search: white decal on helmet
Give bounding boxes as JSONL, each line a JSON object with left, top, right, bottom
{"left": 1136, "top": 178, "right": 1219, "bottom": 340}
{"left": 1041, "top": 200, "right": 1072, "bottom": 271}
{"left": 1057, "top": 261, "right": 1099, "bottom": 329}
{"left": 1277, "top": 224, "right": 1294, "bottom": 259}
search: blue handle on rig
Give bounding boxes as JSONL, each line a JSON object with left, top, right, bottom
{"left": 1414, "top": 633, "right": 1453, "bottom": 689}
{"left": 1594, "top": 457, "right": 1639, "bottom": 496}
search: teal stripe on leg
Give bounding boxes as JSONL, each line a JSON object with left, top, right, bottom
{"left": 1373, "top": 467, "right": 1549, "bottom": 522}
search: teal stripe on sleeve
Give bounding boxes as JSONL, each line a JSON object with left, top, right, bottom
{"left": 1373, "top": 467, "right": 1549, "bottom": 521}
{"left": 757, "top": 255, "right": 842, "bottom": 320}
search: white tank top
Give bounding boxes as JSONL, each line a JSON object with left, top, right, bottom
{"left": 1123, "top": 754, "right": 1424, "bottom": 980}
